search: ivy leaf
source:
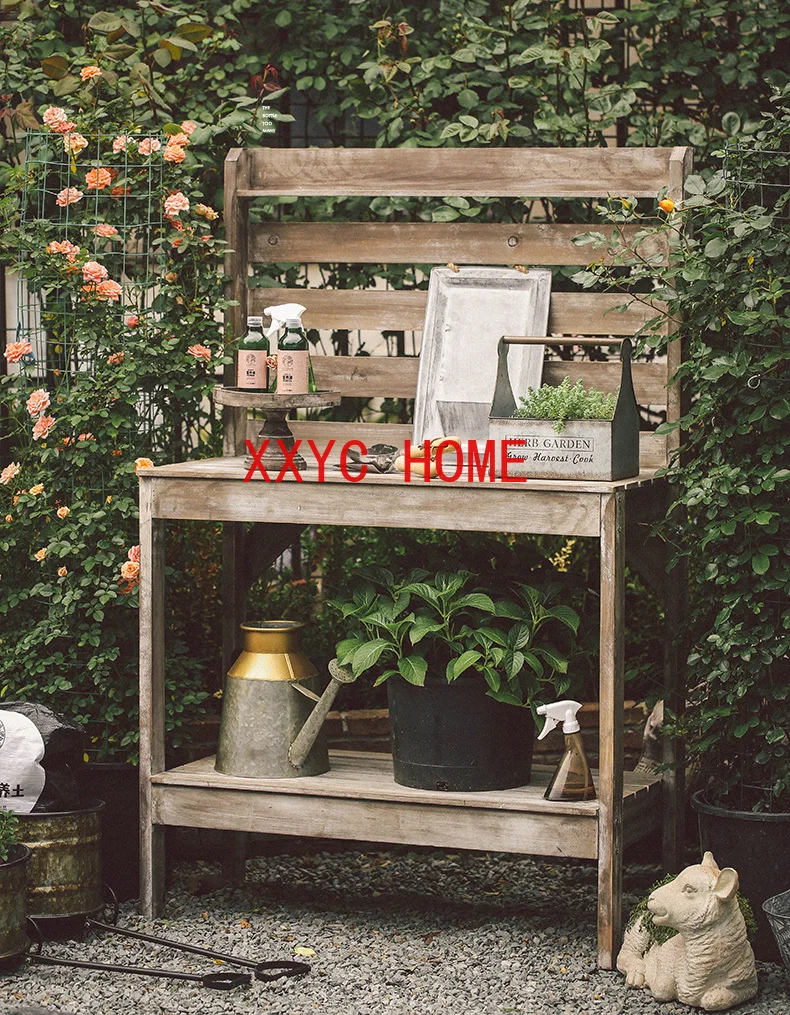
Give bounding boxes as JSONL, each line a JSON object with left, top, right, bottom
{"left": 751, "top": 553, "right": 770, "bottom": 575}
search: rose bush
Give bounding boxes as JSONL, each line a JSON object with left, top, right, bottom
{"left": 0, "top": 107, "right": 235, "bottom": 759}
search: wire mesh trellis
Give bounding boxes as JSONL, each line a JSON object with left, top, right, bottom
{"left": 723, "top": 140, "right": 790, "bottom": 218}
{"left": 15, "top": 130, "right": 167, "bottom": 436}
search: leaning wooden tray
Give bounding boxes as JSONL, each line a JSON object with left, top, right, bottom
{"left": 488, "top": 337, "right": 640, "bottom": 482}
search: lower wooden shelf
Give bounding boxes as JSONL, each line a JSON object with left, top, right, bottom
{"left": 150, "top": 751, "right": 660, "bottom": 861}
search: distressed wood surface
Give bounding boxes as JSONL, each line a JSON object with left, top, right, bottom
{"left": 144, "top": 473, "right": 606, "bottom": 537}
{"left": 242, "top": 147, "right": 685, "bottom": 198}
{"left": 250, "top": 288, "right": 665, "bottom": 336}
{"left": 223, "top": 148, "right": 250, "bottom": 457}
{"left": 309, "top": 355, "right": 670, "bottom": 406}
{"left": 138, "top": 483, "right": 166, "bottom": 919}
{"left": 250, "top": 222, "right": 668, "bottom": 266}
{"left": 597, "top": 490, "right": 626, "bottom": 969}
{"left": 152, "top": 783, "right": 599, "bottom": 858}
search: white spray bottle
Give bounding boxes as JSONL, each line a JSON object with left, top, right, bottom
{"left": 536, "top": 700, "right": 596, "bottom": 801}
{"left": 263, "top": 303, "right": 315, "bottom": 395}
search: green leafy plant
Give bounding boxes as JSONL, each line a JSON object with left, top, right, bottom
{"left": 514, "top": 377, "right": 617, "bottom": 433}
{"left": 626, "top": 873, "right": 758, "bottom": 947}
{"left": 331, "top": 567, "right": 579, "bottom": 708}
{"left": 569, "top": 92, "right": 790, "bottom": 812}
{"left": 0, "top": 810, "right": 20, "bottom": 863}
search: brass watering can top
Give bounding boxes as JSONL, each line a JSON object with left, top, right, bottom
{"left": 230, "top": 621, "right": 318, "bottom": 682}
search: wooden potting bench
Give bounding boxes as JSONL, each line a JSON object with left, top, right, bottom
{"left": 139, "top": 146, "right": 690, "bottom": 969}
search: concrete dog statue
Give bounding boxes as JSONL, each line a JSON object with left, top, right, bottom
{"left": 617, "top": 852, "right": 757, "bottom": 1011}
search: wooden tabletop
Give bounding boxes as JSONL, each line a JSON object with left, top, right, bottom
{"left": 142, "top": 456, "right": 659, "bottom": 494}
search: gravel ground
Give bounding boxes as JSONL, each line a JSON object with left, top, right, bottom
{"left": 1, "top": 847, "right": 788, "bottom": 1015}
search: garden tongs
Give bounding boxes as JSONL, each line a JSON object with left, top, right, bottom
{"left": 26, "top": 914, "right": 311, "bottom": 992}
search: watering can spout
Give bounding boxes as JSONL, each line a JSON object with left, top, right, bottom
{"left": 288, "top": 659, "right": 357, "bottom": 770}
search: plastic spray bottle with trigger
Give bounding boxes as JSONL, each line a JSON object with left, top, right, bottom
{"left": 536, "top": 700, "right": 596, "bottom": 801}
{"left": 264, "top": 303, "right": 317, "bottom": 396}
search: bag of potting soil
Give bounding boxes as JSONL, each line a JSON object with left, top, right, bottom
{"left": 0, "top": 702, "right": 85, "bottom": 812}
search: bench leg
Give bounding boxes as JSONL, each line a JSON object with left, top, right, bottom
{"left": 597, "top": 490, "right": 625, "bottom": 968}
{"left": 139, "top": 484, "right": 167, "bottom": 917}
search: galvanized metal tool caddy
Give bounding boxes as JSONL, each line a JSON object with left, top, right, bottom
{"left": 489, "top": 336, "right": 640, "bottom": 482}
{"left": 138, "top": 145, "right": 690, "bottom": 971}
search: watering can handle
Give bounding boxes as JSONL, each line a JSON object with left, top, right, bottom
{"left": 288, "top": 659, "right": 357, "bottom": 770}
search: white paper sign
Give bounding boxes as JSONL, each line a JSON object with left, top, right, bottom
{"left": 0, "top": 710, "right": 46, "bottom": 813}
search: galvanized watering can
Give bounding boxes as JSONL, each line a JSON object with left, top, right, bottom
{"left": 215, "top": 621, "right": 355, "bottom": 779}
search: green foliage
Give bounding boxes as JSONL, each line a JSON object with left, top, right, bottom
{"left": 569, "top": 92, "right": 790, "bottom": 812}
{"left": 0, "top": 810, "right": 20, "bottom": 863}
{"left": 331, "top": 566, "right": 579, "bottom": 709}
{"left": 626, "top": 873, "right": 758, "bottom": 947}
{"left": 514, "top": 377, "right": 617, "bottom": 433}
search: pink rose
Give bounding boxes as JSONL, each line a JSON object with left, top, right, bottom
{"left": 112, "top": 135, "right": 128, "bottom": 153}
{"left": 80, "top": 65, "right": 102, "bottom": 81}
{"left": 164, "top": 191, "right": 190, "bottom": 217}
{"left": 52, "top": 120, "right": 78, "bottom": 135}
{"left": 125, "top": 314, "right": 139, "bottom": 328}
{"left": 94, "top": 223, "right": 118, "bottom": 238}
{"left": 58, "top": 567, "right": 68, "bottom": 577}
{"left": 107, "top": 351, "right": 125, "bottom": 365}
{"left": 78, "top": 432, "right": 95, "bottom": 441}
{"left": 62, "top": 132, "right": 88, "bottom": 155}
{"left": 180, "top": 120, "right": 198, "bottom": 135}
{"left": 32, "top": 415, "right": 56, "bottom": 441}
{"left": 138, "top": 137, "right": 161, "bottom": 156}
{"left": 46, "top": 239, "right": 81, "bottom": 261}
{"left": 163, "top": 144, "right": 186, "bottom": 164}
{"left": 86, "top": 167, "right": 113, "bottom": 190}
{"left": 168, "top": 132, "right": 190, "bottom": 148}
{"left": 188, "top": 344, "right": 212, "bottom": 361}
{"left": 96, "top": 279, "right": 122, "bottom": 301}
{"left": 56, "top": 187, "right": 83, "bottom": 207}
{"left": 0, "top": 462, "right": 20, "bottom": 485}
{"left": 34, "top": 548, "right": 47, "bottom": 562}
{"left": 4, "top": 340, "right": 32, "bottom": 363}
{"left": 120, "top": 560, "right": 140, "bottom": 581}
{"left": 26, "top": 388, "right": 51, "bottom": 417}
{"left": 128, "top": 545, "right": 140, "bottom": 562}
{"left": 82, "top": 261, "right": 108, "bottom": 284}
{"left": 57, "top": 506, "right": 70, "bottom": 519}
{"left": 43, "top": 106, "right": 69, "bottom": 129}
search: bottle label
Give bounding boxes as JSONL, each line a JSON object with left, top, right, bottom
{"left": 237, "top": 350, "right": 267, "bottom": 389}
{"left": 277, "top": 350, "right": 309, "bottom": 394}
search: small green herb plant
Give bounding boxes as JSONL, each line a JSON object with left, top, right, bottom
{"left": 0, "top": 810, "right": 20, "bottom": 863}
{"left": 626, "top": 874, "right": 758, "bottom": 947}
{"left": 515, "top": 377, "right": 618, "bottom": 433}
{"left": 332, "top": 568, "right": 579, "bottom": 707}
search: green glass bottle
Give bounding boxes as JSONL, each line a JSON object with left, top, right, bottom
{"left": 236, "top": 315, "right": 269, "bottom": 391}
{"left": 276, "top": 319, "right": 317, "bottom": 395}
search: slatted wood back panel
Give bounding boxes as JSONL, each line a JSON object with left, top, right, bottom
{"left": 224, "top": 146, "right": 691, "bottom": 464}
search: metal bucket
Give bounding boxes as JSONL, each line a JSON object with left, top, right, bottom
{"left": 763, "top": 889, "right": 790, "bottom": 973}
{"left": 16, "top": 801, "right": 104, "bottom": 920}
{"left": 0, "top": 845, "right": 30, "bottom": 962}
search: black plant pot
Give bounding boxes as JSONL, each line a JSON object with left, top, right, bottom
{"left": 387, "top": 672, "right": 534, "bottom": 792}
{"left": 79, "top": 762, "right": 139, "bottom": 903}
{"left": 692, "top": 790, "right": 790, "bottom": 963}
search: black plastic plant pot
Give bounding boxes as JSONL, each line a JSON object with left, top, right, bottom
{"left": 692, "top": 790, "right": 790, "bottom": 963}
{"left": 0, "top": 844, "right": 31, "bottom": 967}
{"left": 387, "top": 672, "right": 534, "bottom": 792}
